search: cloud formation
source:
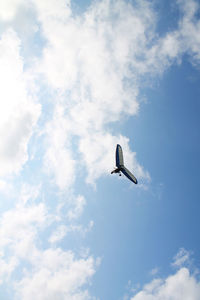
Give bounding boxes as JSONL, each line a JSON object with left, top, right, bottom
{"left": 0, "top": 29, "right": 40, "bottom": 177}
{"left": 0, "top": 0, "right": 200, "bottom": 299}
{"left": 0, "top": 188, "right": 97, "bottom": 299}
{"left": 0, "top": 0, "right": 26, "bottom": 21}
{"left": 32, "top": 0, "right": 200, "bottom": 188}
{"left": 130, "top": 248, "right": 200, "bottom": 300}
{"left": 172, "top": 248, "right": 191, "bottom": 268}
{"left": 131, "top": 267, "right": 200, "bottom": 300}
{"left": 2, "top": 0, "right": 200, "bottom": 187}
{"left": 32, "top": 0, "right": 156, "bottom": 187}
{"left": 15, "top": 248, "right": 96, "bottom": 300}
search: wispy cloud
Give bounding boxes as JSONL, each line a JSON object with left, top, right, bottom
{"left": 172, "top": 247, "right": 192, "bottom": 268}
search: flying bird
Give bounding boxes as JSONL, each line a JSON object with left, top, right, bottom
{"left": 111, "top": 144, "right": 138, "bottom": 184}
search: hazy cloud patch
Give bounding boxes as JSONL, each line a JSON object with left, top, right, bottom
{"left": 172, "top": 248, "right": 192, "bottom": 268}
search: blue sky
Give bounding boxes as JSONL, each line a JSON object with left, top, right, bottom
{"left": 0, "top": 0, "right": 200, "bottom": 299}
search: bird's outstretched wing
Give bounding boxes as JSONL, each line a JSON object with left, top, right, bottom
{"left": 121, "top": 166, "right": 138, "bottom": 184}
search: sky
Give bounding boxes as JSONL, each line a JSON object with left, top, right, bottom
{"left": 0, "top": 0, "right": 200, "bottom": 299}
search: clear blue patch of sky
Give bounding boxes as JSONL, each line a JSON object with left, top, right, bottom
{"left": 121, "top": 57, "right": 200, "bottom": 276}
{"left": 153, "top": 0, "right": 181, "bottom": 35}
{"left": 71, "top": 0, "right": 92, "bottom": 15}
{"left": 85, "top": 180, "right": 146, "bottom": 300}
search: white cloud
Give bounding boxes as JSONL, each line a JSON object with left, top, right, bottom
{"left": 34, "top": 0, "right": 144, "bottom": 116}
{"left": 0, "top": 190, "right": 97, "bottom": 299}
{"left": 43, "top": 104, "right": 76, "bottom": 190}
{"left": 66, "top": 221, "right": 94, "bottom": 237}
{"left": 0, "top": 0, "right": 26, "bottom": 21}
{"left": 0, "top": 254, "right": 18, "bottom": 284}
{"left": 0, "top": 199, "right": 48, "bottom": 286}
{"left": 67, "top": 195, "right": 86, "bottom": 220}
{"left": 130, "top": 248, "right": 200, "bottom": 300}
{"left": 49, "top": 221, "right": 94, "bottom": 244}
{"left": 172, "top": 248, "right": 191, "bottom": 268}
{"left": 0, "top": 180, "right": 7, "bottom": 190}
{"left": 0, "top": 179, "right": 12, "bottom": 194}
{"left": 48, "top": 225, "right": 68, "bottom": 244}
{"left": 19, "top": 183, "right": 41, "bottom": 205}
{"left": 150, "top": 267, "right": 159, "bottom": 276}
{"left": 177, "top": 0, "right": 200, "bottom": 65}
{"left": 0, "top": 29, "right": 40, "bottom": 177}
{"left": 131, "top": 267, "right": 200, "bottom": 300}
{"left": 0, "top": 202, "right": 47, "bottom": 258}
{"left": 15, "top": 248, "right": 97, "bottom": 300}
{"left": 139, "top": 0, "right": 200, "bottom": 73}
